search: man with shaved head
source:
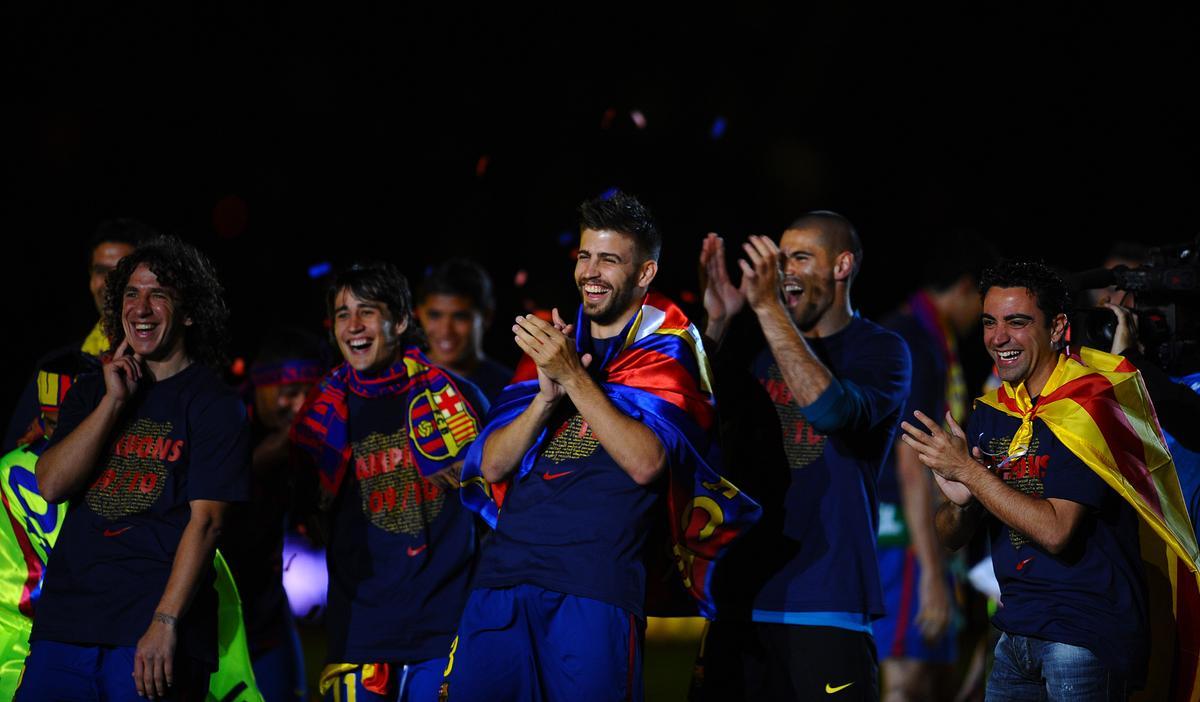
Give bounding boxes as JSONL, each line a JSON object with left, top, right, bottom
{"left": 695, "top": 212, "right": 911, "bottom": 701}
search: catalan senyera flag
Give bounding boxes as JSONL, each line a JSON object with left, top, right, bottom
{"left": 978, "top": 348, "right": 1200, "bottom": 701}
{"left": 460, "top": 291, "right": 761, "bottom": 618}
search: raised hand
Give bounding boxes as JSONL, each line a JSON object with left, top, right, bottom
{"left": 103, "top": 339, "right": 143, "bottom": 406}
{"left": 899, "top": 410, "right": 979, "bottom": 484}
{"left": 737, "top": 235, "right": 784, "bottom": 313}
{"left": 514, "top": 311, "right": 592, "bottom": 402}
{"left": 699, "top": 233, "right": 745, "bottom": 336}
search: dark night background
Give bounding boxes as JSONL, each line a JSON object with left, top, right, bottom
{"left": 3, "top": 3, "right": 1197, "bottom": 404}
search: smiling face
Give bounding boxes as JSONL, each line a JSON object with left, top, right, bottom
{"left": 778, "top": 227, "right": 849, "bottom": 332}
{"left": 417, "top": 293, "right": 483, "bottom": 370}
{"left": 90, "top": 241, "right": 136, "bottom": 315}
{"left": 982, "top": 286, "right": 1067, "bottom": 396}
{"left": 574, "top": 228, "right": 656, "bottom": 332}
{"left": 333, "top": 287, "right": 407, "bottom": 373}
{"left": 121, "top": 263, "right": 191, "bottom": 361}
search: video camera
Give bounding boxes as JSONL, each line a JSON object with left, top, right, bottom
{"left": 1070, "top": 237, "right": 1199, "bottom": 375}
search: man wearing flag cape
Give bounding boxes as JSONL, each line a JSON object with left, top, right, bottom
{"left": 446, "top": 191, "right": 759, "bottom": 701}
{"left": 901, "top": 260, "right": 1200, "bottom": 700}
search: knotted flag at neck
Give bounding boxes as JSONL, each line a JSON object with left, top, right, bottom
{"left": 460, "top": 291, "right": 760, "bottom": 618}
{"left": 291, "top": 346, "right": 481, "bottom": 500}
{"left": 977, "top": 347, "right": 1200, "bottom": 701}
{"left": 80, "top": 321, "right": 109, "bottom": 358}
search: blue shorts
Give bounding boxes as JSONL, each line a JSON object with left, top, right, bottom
{"left": 873, "top": 545, "right": 957, "bottom": 663}
{"left": 15, "top": 640, "right": 209, "bottom": 702}
{"left": 320, "top": 658, "right": 447, "bottom": 702}
{"left": 443, "top": 584, "right": 644, "bottom": 702}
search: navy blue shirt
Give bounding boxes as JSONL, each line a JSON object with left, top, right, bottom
{"left": 465, "top": 358, "right": 514, "bottom": 404}
{"left": 471, "top": 335, "right": 663, "bottom": 618}
{"left": 968, "top": 402, "right": 1148, "bottom": 680}
{"left": 877, "top": 310, "right": 946, "bottom": 545}
{"left": 325, "top": 378, "right": 487, "bottom": 663}
{"left": 32, "top": 364, "right": 251, "bottom": 668}
{"left": 711, "top": 314, "right": 910, "bottom": 621}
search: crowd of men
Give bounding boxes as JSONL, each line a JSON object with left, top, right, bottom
{"left": 0, "top": 191, "right": 1195, "bottom": 702}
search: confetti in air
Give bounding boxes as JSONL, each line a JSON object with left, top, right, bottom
{"left": 710, "top": 116, "right": 727, "bottom": 140}
{"left": 630, "top": 110, "right": 647, "bottom": 129}
{"left": 308, "top": 262, "right": 332, "bottom": 279}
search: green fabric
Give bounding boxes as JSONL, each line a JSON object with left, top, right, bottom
{"left": 0, "top": 443, "right": 263, "bottom": 701}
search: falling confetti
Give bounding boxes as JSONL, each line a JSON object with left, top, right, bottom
{"left": 514, "top": 269, "right": 528, "bottom": 287}
{"left": 230, "top": 357, "right": 246, "bottom": 377}
{"left": 600, "top": 107, "right": 616, "bottom": 129}
{"left": 557, "top": 231, "right": 575, "bottom": 247}
{"left": 630, "top": 110, "right": 647, "bottom": 129}
{"left": 476, "top": 155, "right": 490, "bottom": 177}
{"left": 308, "top": 261, "right": 332, "bottom": 279}
{"left": 710, "top": 116, "right": 727, "bottom": 140}
{"left": 680, "top": 290, "right": 698, "bottom": 303}
{"left": 600, "top": 187, "right": 619, "bottom": 200}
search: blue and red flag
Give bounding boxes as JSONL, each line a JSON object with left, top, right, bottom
{"left": 291, "top": 346, "right": 481, "bottom": 500}
{"left": 460, "top": 291, "right": 760, "bottom": 618}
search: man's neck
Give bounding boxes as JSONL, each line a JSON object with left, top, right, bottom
{"left": 590, "top": 303, "right": 641, "bottom": 340}
{"left": 1021, "top": 355, "right": 1061, "bottom": 399}
{"left": 145, "top": 346, "right": 193, "bottom": 382}
{"left": 801, "top": 295, "right": 854, "bottom": 339}
{"left": 444, "top": 353, "right": 481, "bottom": 376}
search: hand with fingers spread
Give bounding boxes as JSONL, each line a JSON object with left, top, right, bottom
{"left": 104, "top": 339, "right": 144, "bottom": 406}
{"left": 699, "top": 233, "right": 745, "bottom": 338}
{"left": 899, "top": 410, "right": 983, "bottom": 484}
{"left": 737, "top": 235, "right": 785, "bottom": 313}
{"left": 513, "top": 310, "right": 593, "bottom": 395}
{"left": 134, "top": 614, "right": 176, "bottom": 700}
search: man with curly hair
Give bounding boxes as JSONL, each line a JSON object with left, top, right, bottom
{"left": 16, "top": 236, "right": 251, "bottom": 702}
{"left": 900, "top": 261, "right": 1150, "bottom": 698}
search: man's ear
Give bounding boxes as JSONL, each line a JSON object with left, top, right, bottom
{"left": 1050, "top": 313, "right": 1069, "bottom": 346}
{"left": 637, "top": 259, "right": 658, "bottom": 289}
{"left": 833, "top": 252, "right": 856, "bottom": 282}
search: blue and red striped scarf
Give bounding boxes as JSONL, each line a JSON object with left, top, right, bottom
{"left": 460, "top": 291, "right": 760, "bottom": 618}
{"left": 291, "top": 346, "right": 481, "bottom": 500}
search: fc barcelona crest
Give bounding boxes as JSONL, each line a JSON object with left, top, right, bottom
{"left": 408, "top": 379, "right": 480, "bottom": 461}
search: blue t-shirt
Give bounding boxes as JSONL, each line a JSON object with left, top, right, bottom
{"left": 967, "top": 402, "right": 1149, "bottom": 680}
{"left": 471, "top": 335, "right": 663, "bottom": 618}
{"left": 325, "top": 378, "right": 488, "bottom": 663}
{"left": 712, "top": 315, "right": 910, "bottom": 622}
{"left": 877, "top": 311, "right": 946, "bottom": 545}
{"left": 31, "top": 364, "right": 251, "bottom": 668}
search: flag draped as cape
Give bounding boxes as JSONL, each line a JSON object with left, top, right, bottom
{"left": 459, "top": 291, "right": 761, "bottom": 618}
{"left": 977, "top": 348, "right": 1200, "bottom": 701}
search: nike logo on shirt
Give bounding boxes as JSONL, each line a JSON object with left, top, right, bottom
{"left": 826, "top": 681, "right": 854, "bottom": 694}
{"left": 1016, "top": 556, "right": 1035, "bottom": 571}
{"left": 407, "top": 544, "right": 427, "bottom": 557}
{"left": 542, "top": 471, "right": 573, "bottom": 481}
{"left": 102, "top": 526, "right": 133, "bottom": 537}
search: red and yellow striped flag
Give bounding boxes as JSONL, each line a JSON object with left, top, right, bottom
{"left": 978, "top": 348, "right": 1200, "bottom": 701}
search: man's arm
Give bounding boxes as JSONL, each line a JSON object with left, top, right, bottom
{"left": 479, "top": 394, "right": 560, "bottom": 483}
{"left": 37, "top": 341, "right": 142, "bottom": 503}
{"left": 513, "top": 313, "right": 667, "bottom": 486}
{"left": 934, "top": 498, "right": 986, "bottom": 552}
{"left": 133, "top": 499, "right": 229, "bottom": 699}
{"left": 901, "top": 410, "right": 1091, "bottom": 555}
{"left": 894, "top": 440, "right": 951, "bottom": 639}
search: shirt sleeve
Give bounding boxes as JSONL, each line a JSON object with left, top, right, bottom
{"left": 1039, "top": 430, "right": 1109, "bottom": 510}
{"left": 45, "top": 374, "right": 104, "bottom": 450}
{"left": 801, "top": 328, "right": 912, "bottom": 435}
{"left": 186, "top": 389, "right": 252, "bottom": 503}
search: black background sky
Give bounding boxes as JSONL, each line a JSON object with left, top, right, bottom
{"left": 3, "top": 3, "right": 1198, "bottom": 404}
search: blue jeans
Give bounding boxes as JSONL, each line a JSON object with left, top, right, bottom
{"left": 986, "top": 632, "right": 1129, "bottom": 701}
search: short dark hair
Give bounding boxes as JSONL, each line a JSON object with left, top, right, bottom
{"left": 88, "top": 218, "right": 154, "bottom": 263}
{"left": 578, "top": 190, "right": 662, "bottom": 262}
{"left": 327, "top": 261, "right": 426, "bottom": 350}
{"left": 979, "top": 260, "right": 1072, "bottom": 326}
{"left": 103, "top": 235, "right": 231, "bottom": 368}
{"left": 416, "top": 259, "right": 496, "bottom": 315}
{"left": 788, "top": 210, "right": 862, "bottom": 282}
